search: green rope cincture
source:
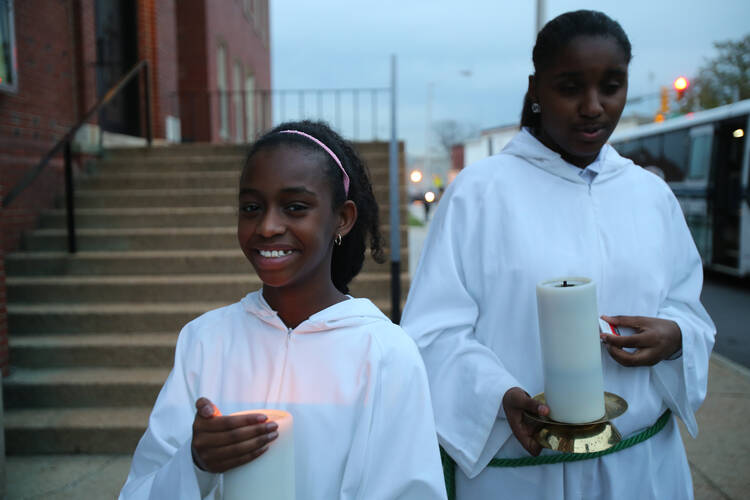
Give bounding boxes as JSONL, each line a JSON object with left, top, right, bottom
{"left": 440, "top": 410, "right": 671, "bottom": 500}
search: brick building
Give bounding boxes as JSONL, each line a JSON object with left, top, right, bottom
{"left": 0, "top": 0, "right": 271, "bottom": 375}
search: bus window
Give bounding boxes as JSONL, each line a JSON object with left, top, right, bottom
{"left": 687, "top": 129, "right": 713, "bottom": 181}
{"left": 615, "top": 140, "right": 639, "bottom": 158}
{"left": 662, "top": 129, "right": 690, "bottom": 182}
{"left": 641, "top": 135, "right": 661, "bottom": 166}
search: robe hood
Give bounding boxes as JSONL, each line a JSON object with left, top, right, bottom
{"left": 240, "top": 289, "right": 390, "bottom": 334}
{"left": 501, "top": 128, "right": 633, "bottom": 185}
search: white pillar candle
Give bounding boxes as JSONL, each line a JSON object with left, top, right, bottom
{"left": 536, "top": 277, "right": 605, "bottom": 424}
{"left": 223, "top": 409, "right": 295, "bottom": 500}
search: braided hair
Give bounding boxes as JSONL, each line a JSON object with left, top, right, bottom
{"left": 244, "top": 120, "right": 385, "bottom": 294}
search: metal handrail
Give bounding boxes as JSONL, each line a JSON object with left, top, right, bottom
{"left": 3, "top": 60, "right": 153, "bottom": 253}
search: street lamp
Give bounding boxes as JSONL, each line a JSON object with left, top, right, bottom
{"left": 410, "top": 169, "right": 423, "bottom": 183}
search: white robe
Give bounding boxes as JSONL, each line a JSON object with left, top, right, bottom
{"left": 120, "top": 291, "right": 447, "bottom": 500}
{"left": 401, "top": 129, "right": 716, "bottom": 500}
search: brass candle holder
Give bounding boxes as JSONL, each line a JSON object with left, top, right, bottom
{"left": 524, "top": 392, "right": 628, "bottom": 453}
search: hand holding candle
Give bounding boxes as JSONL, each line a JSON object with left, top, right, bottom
{"left": 600, "top": 315, "right": 682, "bottom": 366}
{"left": 190, "top": 398, "right": 279, "bottom": 474}
{"left": 223, "top": 409, "right": 295, "bottom": 500}
{"left": 502, "top": 387, "right": 550, "bottom": 456}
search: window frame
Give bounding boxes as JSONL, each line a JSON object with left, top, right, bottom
{"left": 0, "top": 0, "right": 19, "bottom": 94}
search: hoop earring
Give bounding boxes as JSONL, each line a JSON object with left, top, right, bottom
{"left": 334, "top": 233, "right": 343, "bottom": 246}
{"left": 531, "top": 102, "right": 541, "bottom": 113}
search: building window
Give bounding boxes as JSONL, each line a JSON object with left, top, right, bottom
{"left": 245, "top": 72, "right": 255, "bottom": 141}
{"left": 217, "top": 43, "right": 228, "bottom": 140}
{"left": 0, "top": 0, "right": 18, "bottom": 93}
{"left": 233, "top": 61, "right": 244, "bottom": 143}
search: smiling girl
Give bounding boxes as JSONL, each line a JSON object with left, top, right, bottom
{"left": 402, "top": 10, "right": 715, "bottom": 500}
{"left": 120, "top": 121, "right": 447, "bottom": 499}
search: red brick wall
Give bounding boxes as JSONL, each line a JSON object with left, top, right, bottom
{"left": 73, "top": 0, "right": 98, "bottom": 120}
{"left": 178, "top": 0, "right": 271, "bottom": 142}
{"left": 0, "top": 0, "right": 95, "bottom": 375}
{"left": 176, "top": 0, "right": 209, "bottom": 142}
{"left": 136, "top": 0, "right": 179, "bottom": 139}
{"left": 0, "top": 0, "right": 80, "bottom": 256}
{"left": 451, "top": 144, "right": 465, "bottom": 171}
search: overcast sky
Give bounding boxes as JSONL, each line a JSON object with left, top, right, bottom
{"left": 270, "top": 0, "right": 750, "bottom": 156}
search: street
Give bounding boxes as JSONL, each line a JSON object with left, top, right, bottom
{"left": 702, "top": 271, "right": 750, "bottom": 369}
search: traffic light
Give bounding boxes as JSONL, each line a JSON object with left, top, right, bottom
{"left": 674, "top": 77, "right": 689, "bottom": 100}
{"left": 659, "top": 86, "right": 669, "bottom": 114}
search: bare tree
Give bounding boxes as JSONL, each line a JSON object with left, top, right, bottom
{"left": 679, "top": 33, "right": 750, "bottom": 112}
{"left": 432, "top": 120, "right": 477, "bottom": 154}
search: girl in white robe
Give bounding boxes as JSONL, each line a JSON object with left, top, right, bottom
{"left": 401, "top": 10, "right": 715, "bottom": 500}
{"left": 120, "top": 121, "right": 447, "bottom": 500}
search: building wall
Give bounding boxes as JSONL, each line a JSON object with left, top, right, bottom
{"left": 178, "top": 0, "right": 271, "bottom": 142}
{"left": 0, "top": 0, "right": 85, "bottom": 254}
{"left": 137, "top": 0, "right": 179, "bottom": 139}
{"left": 176, "top": 0, "right": 209, "bottom": 142}
{"left": 462, "top": 126, "right": 519, "bottom": 168}
{"left": 0, "top": 0, "right": 88, "bottom": 376}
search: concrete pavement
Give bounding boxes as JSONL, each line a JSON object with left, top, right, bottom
{"left": 4, "top": 353, "right": 749, "bottom": 499}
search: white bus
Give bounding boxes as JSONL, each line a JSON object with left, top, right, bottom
{"left": 610, "top": 99, "right": 750, "bottom": 277}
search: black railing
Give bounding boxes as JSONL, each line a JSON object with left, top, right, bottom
{"left": 2, "top": 60, "right": 153, "bottom": 253}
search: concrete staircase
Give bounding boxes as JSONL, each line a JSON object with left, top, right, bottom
{"left": 3, "top": 142, "right": 407, "bottom": 455}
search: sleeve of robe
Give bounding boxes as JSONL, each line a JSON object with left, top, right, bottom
{"left": 119, "top": 326, "right": 219, "bottom": 500}
{"left": 650, "top": 190, "right": 716, "bottom": 437}
{"left": 352, "top": 332, "right": 448, "bottom": 500}
{"left": 400, "top": 174, "right": 521, "bottom": 479}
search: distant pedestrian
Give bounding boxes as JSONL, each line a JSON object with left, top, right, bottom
{"left": 402, "top": 10, "right": 715, "bottom": 500}
{"left": 120, "top": 121, "right": 446, "bottom": 499}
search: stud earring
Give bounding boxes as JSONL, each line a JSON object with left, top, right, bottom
{"left": 334, "top": 233, "right": 343, "bottom": 246}
{"left": 531, "top": 102, "right": 541, "bottom": 113}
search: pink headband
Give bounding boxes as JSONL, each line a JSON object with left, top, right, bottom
{"left": 278, "top": 130, "right": 350, "bottom": 195}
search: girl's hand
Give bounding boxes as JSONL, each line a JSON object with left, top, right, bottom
{"left": 502, "top": 387, "right": 550, "bottom": 456}
{"left": 191, "top": 398, "right": 279, "bottom": 473}
{"left": 600, "top": 315, "right": 682, "bottom": 367}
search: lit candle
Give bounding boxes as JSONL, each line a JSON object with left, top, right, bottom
{"left": 223, "top": 409, "right": 295, "bottom": 500}
{"left": 536, "top": 277, "right": 605, "bottom": 423}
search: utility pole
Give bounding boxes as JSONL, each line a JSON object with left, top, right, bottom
{"left": 389, "top": 55, "right": 401, "bottom": 322}
{"left": 536, "top": 0, "right": 546, "bottom": 34}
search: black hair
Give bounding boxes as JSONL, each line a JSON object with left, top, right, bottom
{"left": 243, "top": 120, "right": 385, "bottom": 294}
{"left": 521, "top": 10, "right": 632, "bottom": 129}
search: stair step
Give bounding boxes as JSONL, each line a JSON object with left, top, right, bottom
{"left": 23, "top": 226, "right": 409, "bottom": 252}
{"left": 8, "top": 302, "right": 225, "bottom": 334}
{"left": 103, "top": 142, "right": 398, "bottom": 160}
{"left": 6, "top": 249, "right": 407, "bottom": 276}
{"left": 71, "top": 185, "right": 406, "bottom": 209}
{"left": 7, "top": 273, "right": 408, "bottom": 303}
{"left": 92, "top": 157, "right": 400, "bottom": 181}
{"left": 38, "top": 206, "right": 236, "bottom": 229}
{"left": 4, "top": 407, "right": 150, "bottom": 454}
{"left": 106, "top": 143, "right": 247, "bottom": 157}
{"left": 38, "top": 204, "right": 407, "bottom": 229}
{"left": 7, "top": 299, "right": 397, "bottom": 334}
{"left": 3, "top": 367, "right": 169, "bottom": 408}
{"left": 10, "top": 333, "right": 177, "bottom": 368}
{"left": 81, "top": 170, "right": 241, "bottom": 190}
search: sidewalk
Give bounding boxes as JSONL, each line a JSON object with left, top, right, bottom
{"left": 5, "top": 353, "right": 749, "bottom": 499}
{"left": 679, "top": 353, "right": 750, "bottom": 499}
